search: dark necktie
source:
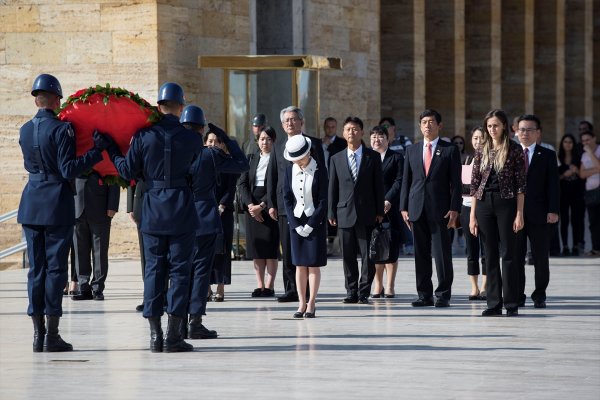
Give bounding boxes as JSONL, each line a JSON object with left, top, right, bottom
{"left": 524, "top": 147, "right": 529, "bottom": 173}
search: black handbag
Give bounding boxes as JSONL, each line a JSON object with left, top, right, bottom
{"left": 584, "top": 186, "right": 600, "bottom": 206}
{"left": 369, "top": 222, "right": 391, "bottom": 263}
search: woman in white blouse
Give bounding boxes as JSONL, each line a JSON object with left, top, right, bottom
{"left": 237, "top": 127, "right": 280, "bottom": 297}
{"left": 283, "top": 135, "right": 328, "bottom": 318}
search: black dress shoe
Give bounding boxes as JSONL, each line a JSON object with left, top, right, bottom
{"left": 251, "top": 288, "right": 263, "bottom": 297}
{"left": 72, "top": 290, "right": 93, "bottom": 301}
{"left": 304, "top": 308, "right": 316, "bottom": 318}
{"left": 93, "top": 292, "right": 104, "bottom": 301}
{"left": 481, "top": 308, "right": 502, "bottom": 316}
{"left": 411, "top": 298, "right": 434, "bottom": 307}
{"left": 506, "top": 308, "right": 519, "bottom": 317}
{"left": 434, "top": 299, "right": 450, "bottom": 308}
{"left": 277, "top": 293, "right": 298, "bottom": 303}
{"left": 136, "top": 303, "right": 144, "bottom": 312}
{"left": 384, "top": 293, "right": 395, "bottom": 299}
{"left": 533, "top": 300, "right": 546, "bottom": 308}
{"left": 342, "top": 296, "right": 358, "bottom": 304}
{"left": 261, "top": 288, "right": 275, "bottom": 297}
{"left": 518, "top": 296, "right": 526, "bottom": 307}
{"left": 358, "top": 297, "right": 369, "bottom": 304}
{"left": 371, "top": 293, "right": 381, "bottom": 298}
{"left": 478, "top": 291, "right": 487, "bottom": 301}
{"left": 468, "top": 292, "right": 480, "bottom": 301}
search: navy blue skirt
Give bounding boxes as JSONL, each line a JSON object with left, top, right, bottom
{"left": 289, "top": 213, "right": 327, "bottom": 267}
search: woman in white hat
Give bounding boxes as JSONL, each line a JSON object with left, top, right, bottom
{"left": 283, "top": 135, "right": 328, "bottom": 318}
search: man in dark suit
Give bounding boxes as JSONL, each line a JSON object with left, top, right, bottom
{"left": 328, "top": 116, "right": 385, "bottom": 304}
{"left": 515, "top": 115, "right": 559, "bottom": 309}
{"left": 266, "top": 106, "right": 325, "bottom": 302}
{"left": 321, "top": 117, "right": 347, "bottom": 254}
{"left": 400, "top": 109, "right": 462, "bottom": 307}
{"left": 72, "top": 173, "right": 120, "bottom": 301}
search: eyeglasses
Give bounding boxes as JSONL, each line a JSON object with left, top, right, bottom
{"left": 518, "top": 128, "right": 538, "bottom": 134}
{"left": 283, "top": 117, "right": 300, "bottom": 124}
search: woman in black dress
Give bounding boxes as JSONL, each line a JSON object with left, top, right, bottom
{"left": 237, "top": 127, "right": 280, "bottom": 297}
{"left": 283, "top": 135, "right": 328, "bottom": 318}
{"left": 557, "top": 133, "right": 585, "bottom": 256}
{"left": 369, "top": 126, "right": 403, "bottom": 298}
{"left": 205, "top": 132, "right": 241, "bottom": 302}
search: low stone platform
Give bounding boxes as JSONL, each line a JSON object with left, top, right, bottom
{"left": 1, "top": 256, "right": 599, "bottom": 399}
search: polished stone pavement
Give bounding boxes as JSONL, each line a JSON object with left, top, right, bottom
{"left": 0, "top": 256, "right": 599, "bottom": 400}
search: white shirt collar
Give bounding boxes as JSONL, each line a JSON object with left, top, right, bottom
{"left": 347, "top": 144, "right": 363, "bottom": 157}
{"left": 292, "top": 157, "right": 317, "bottom": 176}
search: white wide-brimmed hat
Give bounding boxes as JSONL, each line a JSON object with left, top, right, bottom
{"left": 284, "top": 135, "right": 311, "bottom": 162}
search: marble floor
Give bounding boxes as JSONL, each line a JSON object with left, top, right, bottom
{"left": 0, "top": 256, "right": 599, "bottom": 399}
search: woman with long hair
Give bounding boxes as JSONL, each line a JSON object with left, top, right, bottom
{"left": 557, "top": 133, "right": 585, "bottom": 256}
{"left": 469, "top": 109, "right": 526, "bottom": 317}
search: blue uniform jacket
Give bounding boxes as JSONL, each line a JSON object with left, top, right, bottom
{"left": 189, "top": 138, "right": 249, "bottom": 236}
{"left": 110, "top": 114, "right": 202, "bottom": 235}
{"left": 18, "top": 109, "right": 103, "bottom": 226}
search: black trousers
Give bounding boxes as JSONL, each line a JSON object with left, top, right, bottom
{"left": 587, "top": 202, "right": 600, "bottom": 251}
{"left": 73, "top": 216, "right": 112, "bottom": 293}
{"left": 460, "top": 205, "right": 486, "bottom": 276}
{"left": 516, "top": 220, "right": 550, "bottom": 303}
{"left": 278, "top": 215, "right": 297, "bottom": 296}
{"left": 412, "top": 209, "right": 454, "bottom": 301}
{"left": 475, "top": 191, "right": 519, "bottom": 310}
{"left": 339, "top": 224, "right": 375, "bottom": 298}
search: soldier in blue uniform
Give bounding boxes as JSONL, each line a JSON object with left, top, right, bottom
{"left": 104, "top": 83, "right": 202, "bottom": 353}
{"left": 18, "top": 73, "right": 110, "bottom": 352}
{"left": 180, "top": 105, "right": 249, "bottom": 339}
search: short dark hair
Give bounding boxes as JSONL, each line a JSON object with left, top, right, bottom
{"left": 580, "top": 130, "right": 595, "bottom": 140}
{"left": 378, "top": 117, "right": 395, "bottom": 126}
{"left": 419, "top": 109, "right": 442, "bottom": 124}
{"left": 517, "top": 114, "right": 541, "bottom": 130}
{"left": 323, "top": 117, "right": 337, "bottom": 126}
{"left": 343, "top": 116, "right": 363, "bottom": 130}
{"left": 370, "top": 125, "right": 388, "bottom": 137}
{"left": 580, "top": 120, "right": 593, "bottom": 131}
{"left": 260, "top": 126, "right": 277, "bottom": 141}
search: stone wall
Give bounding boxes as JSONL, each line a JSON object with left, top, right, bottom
{"left": 0, "top": 1, "right": 160, "bottom": 263}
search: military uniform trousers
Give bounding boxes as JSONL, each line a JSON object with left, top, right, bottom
{"left": 188, "top": 234, "right": 217, "bottom": 316}
{"left": 142, "top": 232, "right": 195, "bottom": 318}
{"left": 24, "top": 224, "right": 73, "bottom": 316}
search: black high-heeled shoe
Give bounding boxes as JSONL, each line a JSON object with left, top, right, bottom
{"left": 304, "top": 307, "right": 316, "bottom": 318}
{"left": 293, "top": 306, "right": 307, "bottom": 319}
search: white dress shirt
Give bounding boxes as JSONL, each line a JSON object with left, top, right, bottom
{"left": 255, "top": 153, "right": 270, "bottom": 187}
{"left": 291, "top": 157, "right": 318, "bottom": 218}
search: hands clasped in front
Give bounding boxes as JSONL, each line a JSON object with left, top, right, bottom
{"left": 295, "top": 225, "right": 313, "bottom": 238}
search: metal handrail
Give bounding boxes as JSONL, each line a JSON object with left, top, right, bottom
{"left": 0, "top": 209, "right": 27, "bottom": 268}
{"left": 0, "top": 210, "right": 18, "bottom": 223}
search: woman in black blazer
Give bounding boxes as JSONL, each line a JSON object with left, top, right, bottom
{"left": 237, "top": 127, "right": 280, "bottom": 298}
{"left": 204, "top": 132, "right": 242, "bottom": 302}
{"left": 283, "top": 135, "right": 328, "bottom": 318}
{"left": 369, "top": 126, "right": 404, "bottom": 298}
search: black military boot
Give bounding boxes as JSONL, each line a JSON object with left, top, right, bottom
{"left": 188, "top": 314, "right": 218, "bottom": 339}
{"left": 148, "top": 317, "right": 163, "bottom": 353}
{"left": 164, "top": 315, "right": 194, "bottom": 353}
{"left": 31, "top": 315, "right": 46, "bottom": 353}
{"left": 44, "top": 316, "right": 73, "bottom": 352}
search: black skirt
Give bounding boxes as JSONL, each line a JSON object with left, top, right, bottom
{"left": 245, "top": 186, "right": 280, "bottom": 260}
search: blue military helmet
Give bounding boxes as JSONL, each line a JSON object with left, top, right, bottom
{"left": 31, "top": 73, "right": 63, "bottom": 98}
{"left": 157, "top": 82, "right": 185, "bottom": 105}
{"left": 180, "top": 105, "right": 206, "bottom": 127}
